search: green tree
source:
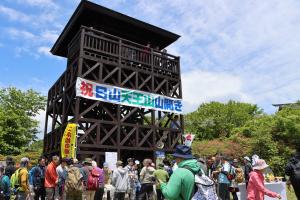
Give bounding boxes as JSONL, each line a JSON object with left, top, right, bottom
{"left": 234, "top": 108, "right": 300, "bottom": 175}
{"left": 185, "top": 100, "right": 262, "bottom": 139}
{"left": 273, "top": 108, "right": 300, "bottom": 150}
{"left": 0, "top": 87, "right": 46, "bottom": 155}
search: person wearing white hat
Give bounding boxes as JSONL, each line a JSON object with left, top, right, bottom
{"left": 247, "top": 159, "right": 281, "bottom": 200}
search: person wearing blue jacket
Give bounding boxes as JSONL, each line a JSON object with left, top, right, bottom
{"left": 0, "top": 164, "right": 11, "bottom": 200}
{"left": 30, "top": 157, "right": 46, "bottom": 200}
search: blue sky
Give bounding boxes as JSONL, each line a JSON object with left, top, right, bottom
{"left": 1, "top": 0, "right": 300, "bottom": 137}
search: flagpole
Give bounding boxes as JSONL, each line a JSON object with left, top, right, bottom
{"left": 75, "top": 124, "right": 78, "bottom": 159}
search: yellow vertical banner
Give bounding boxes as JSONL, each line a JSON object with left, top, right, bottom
{"left": 61, "top": 123, "right": 77, "bottom": 159}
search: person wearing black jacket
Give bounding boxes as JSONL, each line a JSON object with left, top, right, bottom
{"left": 243, "top": 156, "right": 252, "bottom": 188}
{"left": 4, "top": 157, "right": 16, "bottom": 178}
{"left": 285, "top": 151, "right": 300, "bottom": 199}
{"left": 31, "top": 157, "right": 46, "bottom": 200}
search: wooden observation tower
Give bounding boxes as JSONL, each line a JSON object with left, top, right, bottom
{"left": 43, "top": 0, "right": 183, "bottom": 164}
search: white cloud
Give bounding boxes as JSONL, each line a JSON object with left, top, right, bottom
{"left": 7, "top": 28, "right": 36, "bottom": 40}
{"left": 40, "top": 30, "right": 59, "bottom": 43}
{"left": 15, "top": 46, "right": 40, "bottom": 58}
{"left": 37, "top": 46, "right": 51, "bottom": 56}
{"left": 182, "top": 70, "right": 249, "bottom": 112}
{"left": 1, "top": 0, "right": 300, "bottom": 113}
{"left": 16, "top": 0, "right": 58, "bottom": 8}
{"left": 0, "top": 5, "right": 31, "bottom": 22}
{"left": 6, "top": 28, "right": 58, "bottom": 43}
{"left": 31, "top": 77, "right": 44, "bottom": 83}
{"left": 33, "top": 110, "right": 46, "bottom": 139}
{"left": 5, "top": 28, "right": 59, "bottom": 57}
{"left": 134, "top": 0, "right": 300, "bottom": 113}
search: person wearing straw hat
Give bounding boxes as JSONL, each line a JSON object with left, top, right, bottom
{"left": 247, "top": 159, "right": 281, "bottom": 200}
{"left": 160, "top": 145, "right": 201, "bottom": 200}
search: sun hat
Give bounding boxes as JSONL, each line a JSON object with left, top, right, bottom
{"left": 135, "top": 160, "right": 140, "bottom": 165}
{"left": 73, "top": 158, "right": 79, "bottom": 164}
{"left": 21, "top": 157, "right": 30, "bottom": 163}
{"left": 92, "top": 161, "right": 97, "bottom": 167}
{"left": 116, "top": 160, "right": 123, "bottom": 167}
{"left": 244, "top": 156, "right": 251, "bottom": 162}
{"left": 65, "top": 158, "right": 73, "bottom": 165}
{"left": 103, "top": 162, "right": 109, "bottom": 167}
{"left": 253, "top": 159, "right": 269, "bottom": 170}
{"left": 252, "top": 154, "right": 260, "bottom": 165}
{"left": 83, "top": 158, "right": 93, "bottom": 165}
{"left": 172, "top": 145, "right": 194, "bottom": 159}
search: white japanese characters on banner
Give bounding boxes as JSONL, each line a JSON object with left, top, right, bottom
{"left": 76, "top": 77, "right": 183, "bottom": 113}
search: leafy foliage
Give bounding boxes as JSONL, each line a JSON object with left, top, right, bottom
{"left": 189, "top": 101, "right": 300, "bottom": 176}
{"left": 185, "top": 101, "right": 262, "bottom": 139}
{"left": 192, "top": 136, "right": 252, "bottom": 159}
{"left": 0, "top": 87, "right": 46, "bottom": 155}
{"left": 0, "top": 140, "right": 44, "bottom": 166}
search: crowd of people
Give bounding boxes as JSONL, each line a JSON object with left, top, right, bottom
{"left": 0, "top": 145, "right": 299, "bottom": 200}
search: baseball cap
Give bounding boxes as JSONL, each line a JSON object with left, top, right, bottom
{"left": 116, "top": 160, "right": 123, "bottom": 166}
{"left": 103, "top": 162, "right": 109, "bottom": 167}
{"left": 21, "top": 157, "right": 29, "bottom": 163}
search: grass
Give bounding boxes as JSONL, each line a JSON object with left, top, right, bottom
{"left": 287, "top": 187, "right": 297, "bottom": 200}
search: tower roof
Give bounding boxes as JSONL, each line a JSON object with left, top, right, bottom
{"left": 51, "top": 0, "right": 180, "bottom": 57}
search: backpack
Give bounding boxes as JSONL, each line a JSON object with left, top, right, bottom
{"left": 291, "top": 161, "right": 300, "bottom": 180}
{"left": 226, "top": 165, "right": 236, "bottom": 181}
{"left": 10, "top": 168, "right": 22, "bottom": 189}
{"left": 31, "top": 166, "right": 45, "bottom": 189}
{"left": 0, "top": 175, "right": 5, "bottom": 198}
{"left": 182, "top": 166, "right": 218, "bottom": 200}
{"left": 87, "top": 168, "right": 100, "bottom": 190}
{"left": 235, "top": 167, "right": 244, "bottom": 183}
{"left": 65, "top": 167, "right": 83, "bottom": 192}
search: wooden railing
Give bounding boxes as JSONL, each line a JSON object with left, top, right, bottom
{"left": 67, "top": 26, "right": 180, "bottom": 75}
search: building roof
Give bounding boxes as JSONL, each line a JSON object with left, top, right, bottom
{"left": 273, "top": 103, "right": 300, "bottom": 110}
{"left": 272, "top": 103, "right": 294, "bottom": 107}
{"left": 51, "top": 0, "right": 180, "bottom": 57}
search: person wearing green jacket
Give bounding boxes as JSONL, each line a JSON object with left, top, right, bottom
{"left": 160, "top": 145, "right": 201, "bottom": 200}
